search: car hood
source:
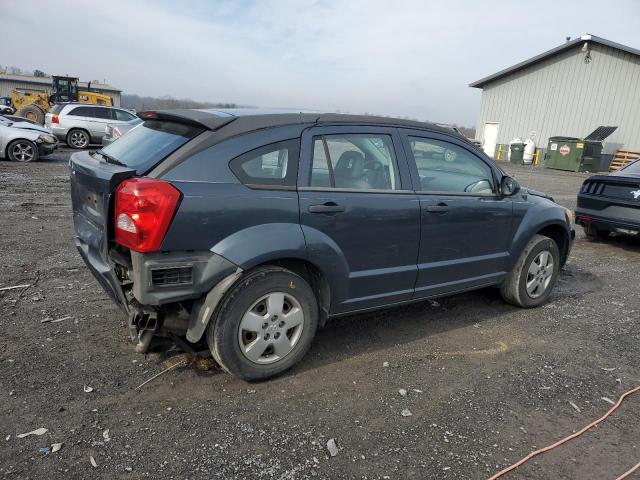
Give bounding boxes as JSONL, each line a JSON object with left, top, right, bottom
{"left": 9, "top": 122, "right": 53, "bottom": 134}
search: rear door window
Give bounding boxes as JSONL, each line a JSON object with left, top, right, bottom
{"left": 229, "top": 139, "right": 299, "bottom": 187}
{"left": 99, "top": 120, "right": 203, "bottom": 172}
{"left": 68, "top": 106, "right": 95, "bottom": 117}
{"left": 93, "top": 108, "right": 112, "bottom": 119}
{"left": 310, "top": 134, "right": 400, "bottom": 190}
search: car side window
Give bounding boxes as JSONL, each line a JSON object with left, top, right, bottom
{"left": 114, "top": 110, "right": 135, "bottom": 121}
{"left": 68, "top": 106, "right": 93, "bottom": 117}
{"left": 407, "top": 137, "right": 495, "bottom": 194}
{"left": 229, "top": 139, "right": 299, "bottom": 187}
{"left": 93, "top": 108, "right": 111, "bottom": 120}
{"left": 310, "top": 134, "right": 399, "bottom": 190}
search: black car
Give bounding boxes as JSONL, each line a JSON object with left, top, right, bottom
{"left": 70, "top": 109, "right": 574, "bottom": 380}
{"left": 576, "top": 160, "right": 640, "bottom": 238}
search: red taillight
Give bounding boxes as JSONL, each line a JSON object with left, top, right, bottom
{"left": 52, "top": 114, "right": 59, "bottom": 124}
{"left": 114, "top": 178, "right": 181, "bottom": 253}
{"left": 113, "top": 126, "right": 122, "bottom": 138}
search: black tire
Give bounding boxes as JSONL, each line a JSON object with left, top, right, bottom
{"left": 7, "top": 139, "right": 39, "bottom": 162}
{"left": 66, "top": 129, "right": 90, "bottom": 149}
{"left": 207, "top": 266, "right": 319, "bottom": 381}
{"left": 584, "top": 225, "right": 610, "bottom": 240}
{"left": 16, "top": 105, "right": 45, "bottom": 125}
{"left": 500, "top": 234, "right": 560, "bottom": 308}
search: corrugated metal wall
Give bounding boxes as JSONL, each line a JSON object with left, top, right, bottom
{"left": 0, "top": 79, "right": 121, "bottom": 107}
{"left": 475, "top": 43, "right": 640, "bottom": 155}
{"left": 0, "top": 79, "right": 48, "bottom": 97}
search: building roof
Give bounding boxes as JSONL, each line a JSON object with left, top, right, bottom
{"left": 469, "top": 34, "right": 640, "bottom": 89}
{"left": 0, "top": 73, "right": 121, "bottom": 93}
{"left": 140, "top": 108, "right": 453, "bottom": 135}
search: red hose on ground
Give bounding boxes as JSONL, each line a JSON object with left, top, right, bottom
{"left": 615, "top": 462, "right": 640, "bottom": 480}
{"left": 488, "top": 385, "right": 640, "bottom": 480}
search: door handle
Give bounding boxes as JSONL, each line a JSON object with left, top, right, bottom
{"left": 308, "top": 202, "right": 345, "bottom": 214}
{"left": 426, "top": 203, "right": 449, "bottom": 213}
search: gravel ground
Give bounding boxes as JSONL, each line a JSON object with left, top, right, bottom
{"left": 0, "top": 152, "right": 638, "bottom": 479}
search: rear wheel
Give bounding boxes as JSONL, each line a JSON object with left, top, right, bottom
{"left": 67, "top": 129, "right": 90, "bottom": 149}
{"left": 500, "top": 234, "right": 560, "bottom": 308}
{"left": 16, "top": 105, "right": 45, "bottom": 125}
{"left": 207, "top": 266, "right": 318, "bottom": 381}
{"left": 7, "top": 139, "right": 38, "bottom": 162}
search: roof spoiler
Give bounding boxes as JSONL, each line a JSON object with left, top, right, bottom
{"left": 137, "top": 109, "right": 236, "bottom": 130}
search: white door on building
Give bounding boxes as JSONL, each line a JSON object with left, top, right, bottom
{"left": 482, "top": 122, "right": 499, "bottom": 158}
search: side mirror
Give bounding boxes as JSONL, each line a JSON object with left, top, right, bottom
{"left": 501, "top": 176, "right": 520, "bottom": 196}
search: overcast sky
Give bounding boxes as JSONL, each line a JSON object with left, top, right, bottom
{"left": 4, "top": 0, "right": 640, "bottom": 126}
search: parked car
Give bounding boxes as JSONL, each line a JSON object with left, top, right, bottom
{"left": 576, "top": 159, "right": 640, "bottom": 238}
{"left": 1, "top": 114, "right": 40, "bottom": 126}
{"left": 102, "top": 117, "right": 142, "bottom": 147}
{"left": 45, "top": 103, "right": 139, "bottom": 149}
{"left": 0, "top": 96, "right": 15, "bottom": 115}
{"left": 70, "top": 109, "right": 574, "bottom": 381}
{"left": 0, "top": 116, "right": 57, "bottom": 162}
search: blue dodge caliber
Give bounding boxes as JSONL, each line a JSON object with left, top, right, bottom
{"left": 70, "top": 109, "right": 574, "bottom": 380}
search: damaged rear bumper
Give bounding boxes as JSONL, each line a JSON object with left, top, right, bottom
{"left": 76, "top": 240, "right": 241, "bottom": 344}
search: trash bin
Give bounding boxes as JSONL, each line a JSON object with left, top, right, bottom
{"left": 545, "top": 126, "right": 617, "bottom": 172}
{"left": 510, "top": 142, "right": 525, "bottom": 163}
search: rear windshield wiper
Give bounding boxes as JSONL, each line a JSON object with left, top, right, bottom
{"left": 96, "top": 149, "right": 126, "bottom": 167}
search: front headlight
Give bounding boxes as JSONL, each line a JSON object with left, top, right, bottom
{"left": 37, "top": 133, "right": 56, "bottom": 144}
{"left": 565, "top": 208, "right": 574, "bottom": 225}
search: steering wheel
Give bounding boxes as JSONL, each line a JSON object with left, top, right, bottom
{"left": 465, "top": 179, "right": 492, "bottom": 193}
{"left": 444, "top": 149, "right": 457, "bottom": 162}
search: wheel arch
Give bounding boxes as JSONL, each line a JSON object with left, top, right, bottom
{"left": 250, "top": 257, "right": 331, "bottom": 326}
{"left": 536, "top": 223, "right": 571, "bottom": 266}
{"left": 509, "top": 217, "right": 572, "bottom": 271}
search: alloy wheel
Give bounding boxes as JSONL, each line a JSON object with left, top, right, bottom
{"left": 237, "top": 292, "right": 305, "bottom": 364}
{"left": 69, "top": 131, "right": 88, "bottom": 148}
{"left": 11, "top": 142, "right": 35, "bottom": 162}
{"left": 526, "top": 250, "right": 554, "bottom": 298}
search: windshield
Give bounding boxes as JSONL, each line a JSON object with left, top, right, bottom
{"left": 100, "top": 120, "right": 203, "bottom": 170}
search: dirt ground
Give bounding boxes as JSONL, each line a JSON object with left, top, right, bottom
{"left": 0, "top": 151, "right": 638, "bottom": 479}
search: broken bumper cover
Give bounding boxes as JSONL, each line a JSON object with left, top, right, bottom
{"left": 76, "top": 239, "right": 239, "bottom": 310}
{"left": 129, "top": 250, "right": 238, "bottom": 306}
{"left": 75, "top": 236, "right": 130, "bottom": 313}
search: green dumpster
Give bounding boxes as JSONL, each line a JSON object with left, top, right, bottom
{"left": 545, "top": 126, "right": 617, "bottom": 172}
{"left": 510, "top": 142, "right": 525, "bottom": 163}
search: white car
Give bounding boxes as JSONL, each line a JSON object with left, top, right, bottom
{"left": 45, "top": 103, "right": 138, "bottom": 149}
{"left": 0, "top": 116, "right": 58, "bottom": 162}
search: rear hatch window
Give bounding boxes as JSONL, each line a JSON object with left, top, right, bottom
{"left": 50, "top": 104, "right": 65, "bottom": 114}
{"left": 99, "top": 120, "right": 203, "bottom": 173}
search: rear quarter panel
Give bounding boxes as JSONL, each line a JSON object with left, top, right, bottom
{"left": 160, "top": 125, "right": 309, "bottom": 266}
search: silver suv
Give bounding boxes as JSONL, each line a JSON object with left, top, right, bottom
{"left": 45, "top": 104, "right": 138, "bottom": 149}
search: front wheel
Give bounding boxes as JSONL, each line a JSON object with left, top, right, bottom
{"left": 7, "top": 139, "right": 39, "bottom": 162}
{"left": 501, "top": 234, "right": 560, "bottom": 308}
{"left": 207, "top": 266, "right": 319, "bottom": 381}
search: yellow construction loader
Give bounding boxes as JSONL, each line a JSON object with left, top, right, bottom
{"left": 10, "top": 76, "right": 113, "bottom": 124}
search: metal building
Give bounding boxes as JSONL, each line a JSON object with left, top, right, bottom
{"left": 0, "top": 73, "right": 122, "bottom": 106}
{"left": 470, "top": 34, "right": 640, "bottom": 164}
